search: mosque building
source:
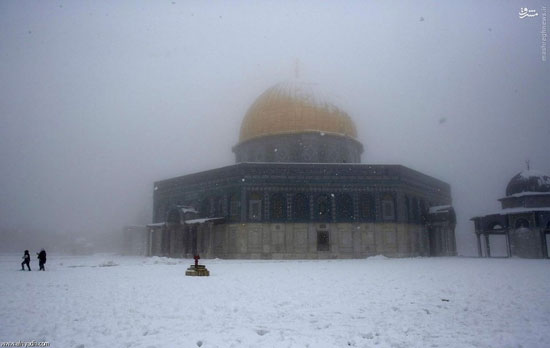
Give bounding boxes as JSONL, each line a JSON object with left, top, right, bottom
{"left": 471, "top": 168, "right": 550, "bottom": 258}
{"left": 147, "top": 80, "right": 457, "bottom": 259}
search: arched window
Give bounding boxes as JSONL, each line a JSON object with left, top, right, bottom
{"left": 228, "top": 193, "right": 240, "bottom": 221}
{"left": 489, "top": 222, "right": 504, "bottom": 230}
{"left": 270, "top": 193, "right": 287, "bottom": 220}
{"left": 248, "top": 192, "right": 262, "bottom": 221}
{"left": 515, "top": 218, "right": 530, "bottom": 229}
{"left": 336, "top": 194, "right": 354, "bottom": 220}
{"left": 316, "top": 194, "right": 332, "bottom": 221}
{"left": 294, "top": 193, "right": 309, "bottom": 220}
{"left": 381, "top": 194, "right": 395, "bottom": 221}
{"left": 359, "top": 194, "right": 375, "bottom": 221}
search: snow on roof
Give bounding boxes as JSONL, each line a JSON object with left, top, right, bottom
{"left": 177, "top": 205, "right": 198, "bottom": 214}
{"left": 500, "top": 191, "right": 550, "bottom": 199}
{"left": 184, "top": 217, "right": 224, "bottom": 225}
{"left": 147, "top": 216, "right": 224, "bottom": 227}
{"left": 500, "top": 207, "right": 550, "bottom": 214}
{"left": 516, "top": 170, "right": 550, "bottom": 189}
{"left": 428, "top": 205, "right": 452, "bottom": 214}
{"left": 519, "top": 169, "right": 550, "bottom": 180}
{"left": 506, "top": 169, "right": 550, "bottom": 196}
{"left": 471, "top": 207, "right": 550, "bottom": 219}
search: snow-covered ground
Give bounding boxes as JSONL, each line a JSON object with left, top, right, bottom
{"left": 1, "top": 254, "right": 549, "bottom": 348}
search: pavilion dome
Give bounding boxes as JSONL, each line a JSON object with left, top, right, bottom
{"left": 505, "top": 169, "right": 550, "bottom": 196}
{"left": 238, "top": 80, "right": 358, "bottom": 144}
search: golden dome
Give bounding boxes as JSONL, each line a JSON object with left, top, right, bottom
{"left": 238, "top": 81, "right": 357, "bottom": 143}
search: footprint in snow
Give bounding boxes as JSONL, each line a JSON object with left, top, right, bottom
{"left": 361, "top": 332, "right": 374, "bottom": 339}
{"left": 255, "top": 329, "right": 269, "bottom": 336}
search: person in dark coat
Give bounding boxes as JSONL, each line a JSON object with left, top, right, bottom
{"left": 21, "top": 250, "right": 31, "bottom": 271}
{"left": 37, "top": 249, "right": 47, "bottom": 271}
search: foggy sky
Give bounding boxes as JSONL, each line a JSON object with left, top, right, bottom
{"left": 1, "top": 1, "right": 549, "bottom": 255}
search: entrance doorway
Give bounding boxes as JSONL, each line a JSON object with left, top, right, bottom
{"left": 488, "top": 235, "right": 508, "bottom": 257}
{"left": 317, "top": 230, "right": 329, "bottom": 251}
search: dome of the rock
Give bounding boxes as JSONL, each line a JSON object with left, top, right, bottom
{"left": 233, "top": 81, "right": 363, "bottom": 164}
{"left": 238, "top": 80, "right": 357, "bottom": 143}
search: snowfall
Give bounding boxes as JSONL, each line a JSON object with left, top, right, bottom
{"left": 1, "top": 254, "right": 549, "bottom": 348}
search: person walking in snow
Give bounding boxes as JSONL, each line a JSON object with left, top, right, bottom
{"left": 37, "top": 249, "right": 46, "bottom": 271}
{"left": 21, "top": 250, "right": 31, "bottom": 271}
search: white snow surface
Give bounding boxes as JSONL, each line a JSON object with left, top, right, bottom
{"left": 1, "top": 254, "right": 549, "bottom": 348}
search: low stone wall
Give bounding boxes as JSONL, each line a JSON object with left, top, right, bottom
{"left": 197, "top": 222, "right": 433, "bottom": 259}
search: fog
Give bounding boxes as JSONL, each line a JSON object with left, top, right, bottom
{"left": 1, "top": 1, "right": 548, "bottom": 255}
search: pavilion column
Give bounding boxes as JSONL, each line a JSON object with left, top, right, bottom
{"left": 476, "top": 233, "right": 482, "bottom": 257}
{"left": 161, "top": 229, "right": 166, "bottom": 256}
{"left": 506, "top": 230, "right": 512, "bottom": 257}
{"left": 169, "top": 228, "right": 175, "bottom": 257}
{"left": 542, "top": 228, "right": 550, "bottom": 259}
{"left": 148, "top": 229, "right": 153, "bottom": 256}
{"left": 484, "top": 233, "right": 491, "bottom": 258}
{"left": 540, "top": 229, "right": 548, "bottom": 258}
{"left": 442, "top": 228, "right": 448, "bottom": 255}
